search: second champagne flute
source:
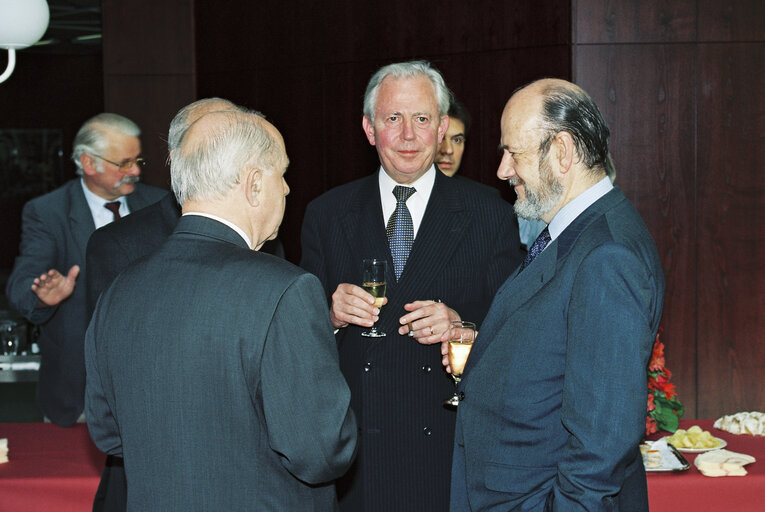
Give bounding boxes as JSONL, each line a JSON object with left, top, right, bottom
{"left": 361, "top": 258, "right": 387, "bottom": 337}
{"left": 444, "top": 321, "right": 476, "bottom": 406}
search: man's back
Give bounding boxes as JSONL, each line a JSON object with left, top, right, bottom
{"left": 86, "top": 216, "right": 357, "bottom": 510}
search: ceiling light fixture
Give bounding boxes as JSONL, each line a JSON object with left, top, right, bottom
{"left": 0, "top": 0, "right": 50, "bottom": 84}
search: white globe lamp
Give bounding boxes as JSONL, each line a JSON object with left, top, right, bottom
{"left": 0, "top": 0, "right": 50, "bottom": 83}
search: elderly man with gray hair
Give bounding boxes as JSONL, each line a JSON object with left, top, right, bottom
{"left": 300, "top": 60, "right": 523, "bottom": 511}
{"left": 6, "top": 112, "right": 165, "bottom": 427}
{"left": 85, "top": 109, "right": 357, "bottom": 510}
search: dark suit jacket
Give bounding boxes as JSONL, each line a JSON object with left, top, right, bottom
{"left": 451, "top": 187, "right": 665, "bottom": 511}
{"left": 85, "top": 215, "right": 358, "bottom": 511}
{"left": 5, "top": 179, "right": 165, "bottom": 426}
{"left": 300, "top": 170, "right": 523, "bottom": 512}
{"left": 86, "top": 192, "right": 180, "bottom": 316}
{"left": 87, "top": 193, "right": 286, "bottom": 315}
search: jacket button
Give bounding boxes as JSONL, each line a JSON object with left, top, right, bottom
{"left": 364, "top": 362, "right": 373, "bottom": 372}
{"left": 423, "top": 427, "right": 432, "bottom": 436}
{"left": 421, "top": 365, "right": 431, "bottom": 373}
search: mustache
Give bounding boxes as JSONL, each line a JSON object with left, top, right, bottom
{"left": 114, "top": 175, "right": 140, "bottom": 188}
{"left": 508, "top": 176, "right": 523, "bottom": 186}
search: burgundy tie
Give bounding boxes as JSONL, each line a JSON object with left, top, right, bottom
{"left": 104, "top": 201, "right": 121, "bottom": 222}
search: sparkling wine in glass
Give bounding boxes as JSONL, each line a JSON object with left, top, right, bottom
{"left": 444, "top": 321, "right": 476, "bottom": 406}
{"left": 361, "top": 258, "right": 387, "bottom": 338}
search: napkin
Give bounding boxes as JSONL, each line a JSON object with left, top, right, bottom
{"left": 0, "top": 438, "right": 7, "bottom": 464}
{"left": 694, "top": 449, "right": 756, "bottom": 477}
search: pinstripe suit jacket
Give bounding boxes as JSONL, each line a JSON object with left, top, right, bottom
{"left": 300, "top": 170, "right": 523, "bottom": 512}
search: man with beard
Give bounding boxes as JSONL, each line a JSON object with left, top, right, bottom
{"left": 5, "top": 113, "right": 165, "bottom": 426}
{"left": 447, "top": 79, "right": 665, "bottom": 511}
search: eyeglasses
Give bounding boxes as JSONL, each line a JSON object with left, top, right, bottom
{"left": 91, "top": 154, "right": 147, "bottom": 172}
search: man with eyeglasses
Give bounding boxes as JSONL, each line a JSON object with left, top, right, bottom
{"left": 5, "top": 113, "right": 166, "bottom": 427}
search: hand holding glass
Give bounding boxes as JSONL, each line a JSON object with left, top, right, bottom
{"left": 444, "top": 321, "right": 476, "bottom": 406}
{"left": 361, "top": 259, "right": 387, "bottom": 338}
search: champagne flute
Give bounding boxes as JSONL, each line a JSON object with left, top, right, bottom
{"left": 361, "top": 258, "right": 387, "bottom": 338}
{"left": 444, "top": 321, "right": 476, "bottom": 407}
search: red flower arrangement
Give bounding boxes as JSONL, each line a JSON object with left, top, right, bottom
{"left": 646, "top": 327, "right": 684, "bottom": 436}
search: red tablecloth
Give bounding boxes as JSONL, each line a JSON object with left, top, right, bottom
{"left": 647, "top": 419, "right": 765, "bottom": 512}
{"left": 0, "top": 423, "right": 104, "bottom": 512}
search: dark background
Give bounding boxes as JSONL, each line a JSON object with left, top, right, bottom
{"left": 0, "top": 0, "right": 762, "bottom": 419}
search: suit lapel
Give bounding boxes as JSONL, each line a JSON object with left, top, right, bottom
{"left": 340, "top": 175, "right": 393, "bottom": 283}
{"left": 393, "top": 172, "right": 469, "bottom": 299}
{"left": 464, "top": 187, "right": 628, "bottom": 372}
{"left": 68, "top": 180, "right": 96, "bottom": 258}
{"left": 465, "top": 241, "right": 559, "bottom": 371}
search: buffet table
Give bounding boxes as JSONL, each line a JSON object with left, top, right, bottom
{"left": 647, "top": 419, "right": 764, "bottom": 512}
{"left": 0, "top": 423, "right": 104, "bottom": 512}
{"left": 0, "top": 419, "right": 761, "bottom": 510}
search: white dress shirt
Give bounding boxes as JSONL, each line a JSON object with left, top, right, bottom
{"left": 81, "top": 178, "right": 130, "bottom": 229}
{"left": 378, "top": 165, "right": 436, "bottom": 238}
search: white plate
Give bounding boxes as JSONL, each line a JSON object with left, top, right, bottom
{"left": 664, "top": 436, "right": 727, "bottom": 453}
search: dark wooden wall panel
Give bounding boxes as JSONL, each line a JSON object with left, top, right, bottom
{"left": 574, "top": 44, "right": 698, "bottom": 417}
{"left": 574, "top": 0, "right": 697, "bottom": 43}
{"left": 102, "top": 0, "right": 196, "bottom": 190}
{"left": 696, "top": 42, "right": 765, "bottom": 417}
{"left": 698, "top": 0, "right": 765, "bottom": 41}
{"left": 574, "top": 0, "right": 765, "bottom": 418}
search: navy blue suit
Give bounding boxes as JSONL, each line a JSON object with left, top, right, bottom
{"left": 5, "top": 179, "right": 165, "bottom": 426}
{"left": 301, "top": 170, "right": 523, "bottom": 512}
{"left": 86, "top": 215, "right": 357, "bottom": 510}
{"left": 451, "top": 187, "right": 665, "bottom": 511}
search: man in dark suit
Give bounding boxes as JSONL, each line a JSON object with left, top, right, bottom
{"left": 85, "top": 98, "right": 285, "bottom": 512}
{"left": 85, "top": 109, "right": 357, "bottom": 510}
{"left": 5, "top": 113, "right": 165, "bottom": 427}
{"left": 300, "top": 61, "right": 523, "bottom": 512}
{"left": 449, "top": 79, "right": 665, "bottom": 511}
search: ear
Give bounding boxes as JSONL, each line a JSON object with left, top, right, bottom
{"left": 553, "top": 131, "right": 576, "bottom": 175}
{"left": 244, "top": 168, "right": 262, "bottom": 207}
{"left": 437, "top": 115, "right": 449, "bottom": 144}
{"left": 362, "top": 116, "right": 376, "bottom": 146}
{"left": 80, "top": 153, "right": 98, "bottom": 176}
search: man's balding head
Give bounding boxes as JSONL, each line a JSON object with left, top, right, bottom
{"left": 167, "top": 98, "right": 241, "bottom": 156}
{"left": 171, "top": 110, "right": 286, "bottom": 206}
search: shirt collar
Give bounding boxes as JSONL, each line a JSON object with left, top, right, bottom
{"left": 548, "top": 176, "right": 613, "bottom": 241}
{"left": 182, "top": 212, "right": 253, "bottom": 249}
{"left": 378, "top": 165, "right": 436, "bottom": 237}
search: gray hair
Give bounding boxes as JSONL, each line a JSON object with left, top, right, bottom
{"left": 534, "top": 81, "right": 612, "bottom": 178}
{"left": 71, "top": 113, "right": 141, "bottom": 175}
{"left": 363, "top": 60, "right": 451, "bottom": 123}
{"left": 167, "top": 97, "right": 238, "bottom": 155}
{"left": 171, "top": 111, "right": 280, "bottom": 205}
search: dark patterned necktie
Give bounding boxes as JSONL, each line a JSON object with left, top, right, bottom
{"left": 104, "top": 201, "right": 121, "bottom": 222}
{"left": 519, "top": 226, "right": 551, "bottom": 272}
{"left": 386, "top": 185, "right": 416, "bottom": 280}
